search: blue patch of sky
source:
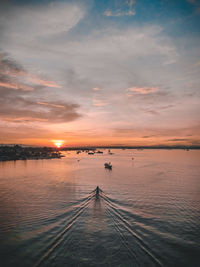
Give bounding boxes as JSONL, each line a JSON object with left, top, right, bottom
{"left": 95, "top": 0, "right": 199, "bottom": 32}
{"left": 68, "top": 0, "right": 200, "bottom": 40}
{"left": 10, "top": 0, "right": 200, "bottom": 38}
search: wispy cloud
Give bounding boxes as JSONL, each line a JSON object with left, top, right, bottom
{"left": 0, "top": 92, "right": 81, "bottom": 123}
{"left": 0, "top": 81, "right": 33, "bottom": 91}
{"left": 0, "top": 52, "right": 61, "bottom": 91}
{"left": 141, "top": 108, "right": 159, "bottom": 115}
{"left": 0, "top": 2, "right": 85, "bottom": 41}
{"left": 37, "top": 102, "right": 65, "bottom": 109}
{"left": 0, "top": 1, "right": 199, "bottom": 146}
{"left": 168, "top": 138, "right": 188, "bottom": 141}
{"left": 0, "top": 53, "right": 81, "bottom": 124}
{"left": 142, "top": 135, "right": 156, "bottom": 138}
{"left": 92, "top": 99, "right": 108, "bottom": 107}
{"left": 103, "top": 0, "right": 136, "bottom": 17}
{"left": 112, "top": 125, "right": 200, "bottom": 146}
{"left": 126, "top": 86, "right": 158, "bottom": 95}
{"left": 103, "top": 9, "right": 135, "bottom": 17}
{"left": 25, "top": 75, "right": 61, "bottom": 88}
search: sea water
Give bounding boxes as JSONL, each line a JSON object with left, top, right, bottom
{"left": 0, "top": 149, "right": 199, "bottom": 266}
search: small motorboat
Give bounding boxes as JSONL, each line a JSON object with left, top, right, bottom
{"left": 104, "top": 162, "right": 112, "bottom": 169}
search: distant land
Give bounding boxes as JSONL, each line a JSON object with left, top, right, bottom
{"left": 61, "top": 145, "right": 200, "bottom": 150}
{"left": 0, "top": 144, "right": 200, "bottom": 150}
{"left": 0, "top": 145, "right": 63, "bottom": 162}
{"left": 0, "top": 144, "right": 200, "bottom": 162}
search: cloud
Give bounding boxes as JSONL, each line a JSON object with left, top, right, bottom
{"left": 0, "top": 52, "right": 81, "bottom": 124}
{"left": 103, "top": 0, "right": 136, "bottom": 17}
{"left": 142, "top": 135, "right": 156, "bottom": 138}
{"left": 0, "top": 2, "right": 85, "bottom": 41}
{"left": 0, "top": 52, "right": 61, "bottom": 91}
{"left": 56, "top": 25, "right": 178, "bottom": 101}
{"left": 0, "top": 1, "right": 199, "bottom": 146}
{"left": 0, "top": 89, "right": 81, "bottom": 123}
{"left": 167, "top": 138, "right": 200, "bottom": 146}
{"left": 92, "top": 99, "right": 108, "bottom": 107}
{"left": 103, "top": 9, "right": 135, "bottom": 17}
{"left": 125, "top": 88, "right": 172, "bottom": 105}
{"left": 126, "top": 86, "right": 158, "bottom": 95}
{"left": 1, "top": 14, "right": 178, "bottom": 98}
{"left": 37, "top": 102, "right": 65, "bottom": 109}
{"left": 127, "top": 0, "right": 136, "bottom": 7}
{"left": 109, "top": 125, "right": 200, "bottom": 146}
{"left": 0, "top": 81, "right": 33, "bottom": 91}
{"left": 25, "top": 75, "right": 61, "bottom": 88}
{"left": 141, "top": 109, "right": 159, "bottom": 115}
{"left": 168, "top": 138, "right": 188, "bottom": 141}
{"left": 113, "top": 124, "right": 200, "bottom": 138}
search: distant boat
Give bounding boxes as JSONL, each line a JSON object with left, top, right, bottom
{"left": 104, "top": 162, "right": 112, "bottom": 169}
{"left": 96, "top": 150, "right": 103, "bottom": 154}
{"left": 88, "top": 152, "right": 94, "bottom": 155}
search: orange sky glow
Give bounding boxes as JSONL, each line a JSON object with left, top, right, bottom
{"left": 0, "top": 1, "right": 199, "bottom": 148}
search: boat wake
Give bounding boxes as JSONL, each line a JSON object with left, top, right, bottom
{"left": 101, "top": 191, "right": 162, "bottom": 266}
{"left": 34, "top": 191, "right": 96, "bottom": 266}
{"left": 34, "top": 187, "right": 163, "bottom": 266}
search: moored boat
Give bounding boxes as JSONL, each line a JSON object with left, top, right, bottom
{"left": 88, "top": 152, "right": 95, "bottom": 155}
{"left": 96, "top": 150, "right": 103, "bottom": 154}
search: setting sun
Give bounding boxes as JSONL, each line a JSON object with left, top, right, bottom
{"left": 53, "top": 140, "right": 64, "bottom": 148}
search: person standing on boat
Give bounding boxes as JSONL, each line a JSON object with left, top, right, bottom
{"left": 96, "top": 186, "right": 100, "bottom": 196}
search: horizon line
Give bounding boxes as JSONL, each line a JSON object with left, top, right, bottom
{"left": 0, "top": 144, "right": 200, "bottom": 149}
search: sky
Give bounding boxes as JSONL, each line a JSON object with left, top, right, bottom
{"left": 0, "top": 0, "right": 200, "bottom": 147}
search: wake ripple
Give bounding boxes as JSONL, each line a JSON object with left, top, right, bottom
{"left": 101, "top": 192, "right": 162, "bottom": 266}
{"left": 34, "top": 192, "right": 95, "bottom": 266}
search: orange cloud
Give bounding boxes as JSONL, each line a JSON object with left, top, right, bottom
{"left": 37, "top": 102, "right": 65, "bottom": 108}
{"left": 2, "top": 117, "right": 48, "bottom": 122}
{"left": 0, "top": 52, "right": 61, "bottom": 90}
{"left": 28, "top": 75, "right": 62, "bottom": 88}
{"left": 92, "top": 99, "right": 107, "bottom": 107}
{"left": 127, "top": 86, "right": 158, "bottom": 94}
{"left": 0, "top": 81, "right": 33, "bottom": 91}
{"left": 4, "top": 71, "right": 61, "bottom": 89}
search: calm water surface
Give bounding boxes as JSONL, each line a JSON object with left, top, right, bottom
{"left": 0, "top": 149, "right": 199, "bottom": 266}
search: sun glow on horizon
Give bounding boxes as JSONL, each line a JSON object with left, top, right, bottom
{"left": 52, "top": 140, "right": 64, "bottom": 148}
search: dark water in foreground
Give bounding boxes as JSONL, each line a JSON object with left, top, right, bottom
{"left": 0, "top": 149, "right": 199, "bottom": 266}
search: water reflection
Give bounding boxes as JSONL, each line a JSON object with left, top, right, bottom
{"left": 0, "top": 150, "right": 199, "bottom": 266}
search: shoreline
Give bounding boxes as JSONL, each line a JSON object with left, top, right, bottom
{"left": 0, "top": 145, "right": 64, "bottom": 162}
{"left": 0, "top": 145, "right": 199, "bottom": 162}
